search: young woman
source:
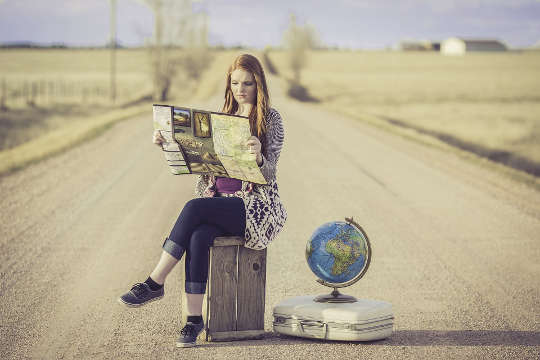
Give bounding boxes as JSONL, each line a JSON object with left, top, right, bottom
{"left": 118, "top": 54, "right": 287, "bottom": 347}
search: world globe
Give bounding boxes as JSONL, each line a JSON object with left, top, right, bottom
{"left": 306, "top": 217, "right": 371, "bottom": 302}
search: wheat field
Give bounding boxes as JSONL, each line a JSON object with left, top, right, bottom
{"left": 268, "top": 50, "right": 540, "bottom": 175}
{"left": 0, "top": 49, "right": 241, "bottom": 152}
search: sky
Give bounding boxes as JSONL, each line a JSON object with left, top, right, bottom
{"left": 0, "top": 0, "right": 539, "bottom": 49}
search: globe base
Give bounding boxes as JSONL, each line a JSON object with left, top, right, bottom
{"left": 314, "top": 288, "right": 358, "bottom": 303}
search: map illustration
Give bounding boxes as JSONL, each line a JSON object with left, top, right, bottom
{"left": 152, "top": 104, "right": 267, "bottom": 184}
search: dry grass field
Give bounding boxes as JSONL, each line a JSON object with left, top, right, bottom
{"left": 3, "top": 48, "right": 539, "bottom": 178}
{"left": 0, "top": 49, "right": 238, "bottom": 153}
{"left": 0, "top": 49, "right": 152, "bottom": 151}
{"left": 0, "top": 49, "right": 151, "bottom": 104}
{"left": 267, "top": 50, "right": 540, "bottom": 176}
{"left": 0, "top": 49, "right": 239, "bottom": 176}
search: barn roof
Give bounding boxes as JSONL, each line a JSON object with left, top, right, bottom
{"left": 455, "top": 38, "right": 506, "bottom": 46}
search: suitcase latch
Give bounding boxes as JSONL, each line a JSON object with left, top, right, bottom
{"left": 298, "top": 320, "right": 329, "bottom": 339}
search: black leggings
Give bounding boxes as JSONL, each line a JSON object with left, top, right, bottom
{"left": 162, "top": 197, "right": 246, "bottom": 294}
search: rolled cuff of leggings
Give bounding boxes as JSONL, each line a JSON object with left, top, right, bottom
{"left": 162, "top": 237, "right": 185, "bottom": 260}
{"left": 185, "top": 281, "right": 207, "bottom": 294}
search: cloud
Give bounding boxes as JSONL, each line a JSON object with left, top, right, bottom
{"left": 62, "top": 1, "right": 100, "bottom": 15}
{"left": 2, "top": 0, "right": 105, "bottom": 17}
{"left": 1, "top": 0, "right": 538, "bottom": 48}
{"left": 335, "top": 0, "right": 539, "bottom": 11}
{"left": 407, "top": 0, "right": 536, "bottom": 5}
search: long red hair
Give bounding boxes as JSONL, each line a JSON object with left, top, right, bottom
{"left": 222, "top": 54, "right": 270, "bottom": 147}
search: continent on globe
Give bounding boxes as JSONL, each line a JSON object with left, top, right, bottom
{"left": 325, "top": 226, "right": 362, "bottom": 275}
{"left": 306, "top": 219, "right": 370, "bottom": 286}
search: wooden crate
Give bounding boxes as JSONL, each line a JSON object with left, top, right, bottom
{"left": 205, "top": 236, "right": 267, "bottom": 341}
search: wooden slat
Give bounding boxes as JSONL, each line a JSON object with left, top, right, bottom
{"left": 207, "top": 330, "right": 266, "bottom": 342}
{"left": 213, "top": 236, "right": 245, "bottom": 247}
{"left": 236, "top": 247, "right": 266, "bottom": 331}
{"left": 207, "top": 245, "right": 238, "bottom": 335}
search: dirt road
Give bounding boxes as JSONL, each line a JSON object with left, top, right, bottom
{"left": 1, "top": 76, "right": 539, "bottom": 359}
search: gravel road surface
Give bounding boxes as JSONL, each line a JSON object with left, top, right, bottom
{"left": 1, "top": 76, "right": 539, "bottom": 359}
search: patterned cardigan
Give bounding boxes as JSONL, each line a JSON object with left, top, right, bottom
{"left": 194, "top": 108, "right": 287, "bottom": 250}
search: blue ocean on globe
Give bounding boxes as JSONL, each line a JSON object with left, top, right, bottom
{"left": 306, "top": 221, "right": 368, "bottom": 284}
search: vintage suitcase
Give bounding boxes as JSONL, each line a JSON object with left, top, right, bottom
{"left": 273, "top": 295, "right": 393, "bottom": 341}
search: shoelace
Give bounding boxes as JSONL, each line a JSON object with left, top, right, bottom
{"left": 180, "top": 323, "right": 196, "bottom": 337}
{"left": 130, "top": 283, "right": 148, "bottom": 297}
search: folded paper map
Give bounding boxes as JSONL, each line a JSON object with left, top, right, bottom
{"left": 152, "top": 104, "right": 267, "bottom": 184}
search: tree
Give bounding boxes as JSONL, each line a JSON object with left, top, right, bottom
{"left": 282, "top": 14, "right": 319, "bottom": 83}
{"left": 145, "top": 0, "right": 209, "bottom": 101}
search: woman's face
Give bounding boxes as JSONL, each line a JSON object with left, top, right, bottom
{"left": 230, "top": 69, "right": 256, "bottom": 106}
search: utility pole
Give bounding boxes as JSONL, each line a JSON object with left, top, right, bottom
{"left": 153, "top": 0, "right": 163, "bottom": 101}
{"left": 110, "top": 0, "right": 117, "bottom": 104}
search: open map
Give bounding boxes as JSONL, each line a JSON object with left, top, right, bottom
{"left": 152, "top": 104, "right": 267, "bottom": 184}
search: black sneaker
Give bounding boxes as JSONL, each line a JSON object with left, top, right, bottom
{"left": 117, "top": 282, "right": 164, "bottom": 307}
{"left": 176, "top": 320, "right": 204, "bottom": 348}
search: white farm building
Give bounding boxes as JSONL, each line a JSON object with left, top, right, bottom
{"left": 441, "top": 37, "right": 507, "bottom": 55}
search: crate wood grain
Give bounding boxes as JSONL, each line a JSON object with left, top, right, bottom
{"left": 207, "top": 244, "right": 237, "bottom": 333}
{"left": 206, "top": 237, "right": 267, "bottom": 342}
{"left": 212, "top": 236, "right": 244, "bottom": 247}
{"left": 237, "top": 246, "right": 266, "bottom": 331}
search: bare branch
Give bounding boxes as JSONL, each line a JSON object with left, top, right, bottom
{"left": 145, "top": 0, "right": 210, "bottom": 101}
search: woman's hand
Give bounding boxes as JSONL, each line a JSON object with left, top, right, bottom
{"left": 245, "top": 136, "right": 263, "bottom": 166}
{"left": 152, "top": 130, "right": 166, "bottom": 147}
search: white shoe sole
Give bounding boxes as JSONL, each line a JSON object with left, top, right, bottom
{"left": 176, "top": 342, "right": 197, "bottom": 348}
{"left": 117, "top": 294, "right": 163, "bottom": 307}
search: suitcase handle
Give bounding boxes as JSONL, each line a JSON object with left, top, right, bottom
{"left": 298, "top": 320, "right": 328, "bottom": 339}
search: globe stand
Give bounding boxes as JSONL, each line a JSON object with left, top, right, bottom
{"left": 314, "top": 287, "right": 357, "bottom": 303}
{"left": 311, "top": 217, "right": 372, "bottom": 304}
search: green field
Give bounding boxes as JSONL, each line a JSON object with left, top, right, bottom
{"left": 268, "top": 50, "right": 540, "bottom": 176}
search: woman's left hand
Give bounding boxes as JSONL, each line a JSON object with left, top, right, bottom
{"left": 245, "top": 136, "right": 263, "bottom": 166}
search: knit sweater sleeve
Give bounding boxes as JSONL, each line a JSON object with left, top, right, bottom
{"left": 194, "top": 174, "right": 209, "bottom": 197}
{"left": 259, "top": 108, "right": 285, "bottom": 183}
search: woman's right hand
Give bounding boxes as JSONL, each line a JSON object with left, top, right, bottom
{"left": 152, "top": 130, "right": 166, "bottom": 146}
